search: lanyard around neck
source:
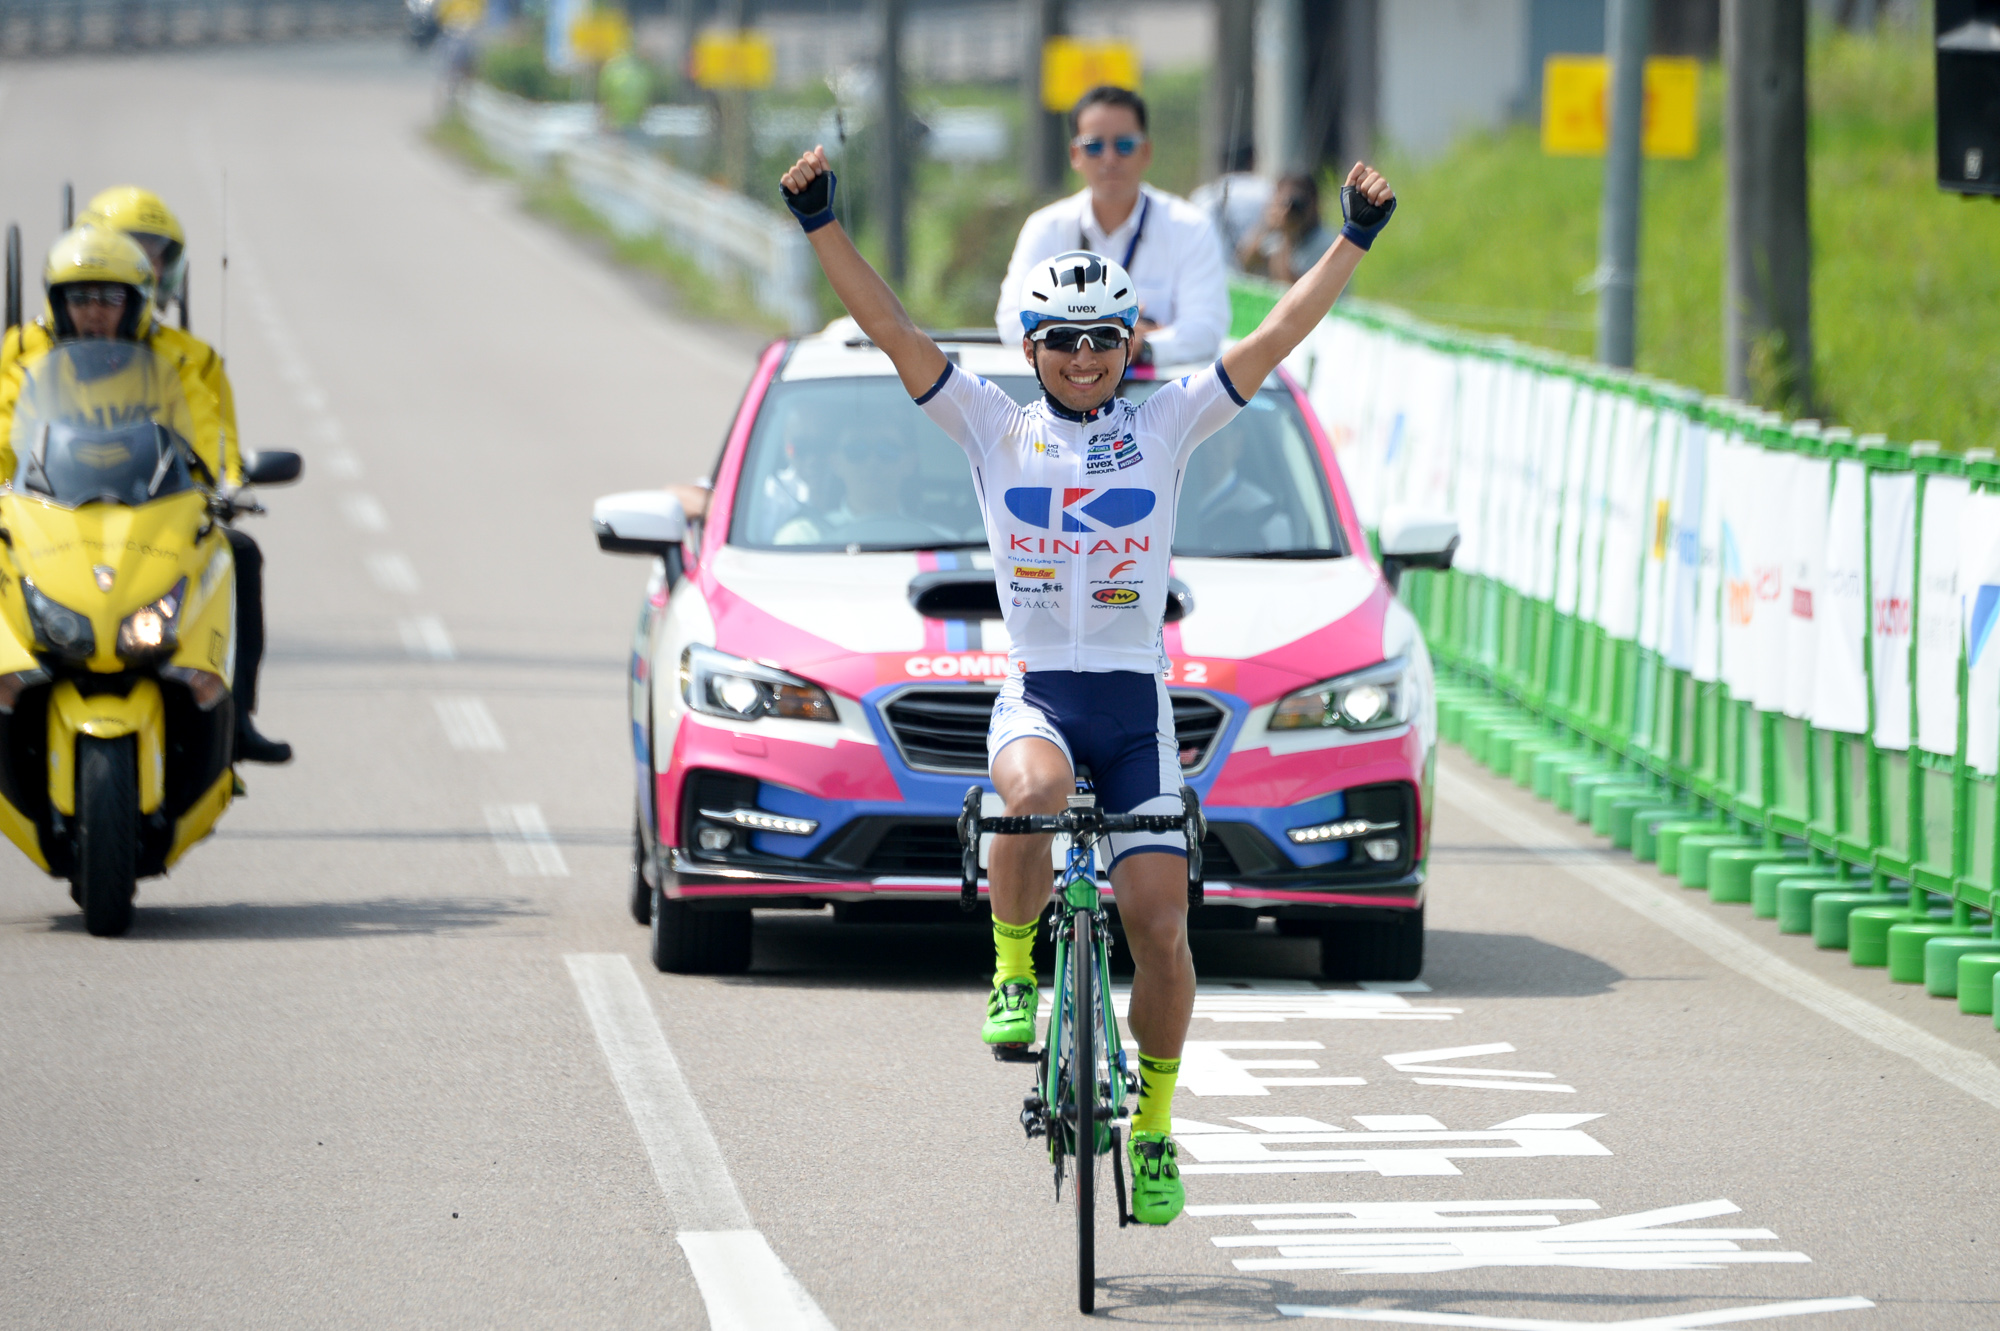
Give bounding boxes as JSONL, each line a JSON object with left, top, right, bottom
{"left": 1081, "top": 193, "right": 1149, "bottom": 271}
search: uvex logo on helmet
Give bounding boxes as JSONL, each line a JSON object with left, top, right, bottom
{"left": 1004, "top": 487, "right": 1156, "bottom": 532}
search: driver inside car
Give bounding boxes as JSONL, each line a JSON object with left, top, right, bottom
{"left": 771, "top": 425, "right": 957, "bottom": 547}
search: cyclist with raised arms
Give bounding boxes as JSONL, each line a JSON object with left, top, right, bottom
{"left": 778, "top": 145, "right": 1396, "bottom": 1226}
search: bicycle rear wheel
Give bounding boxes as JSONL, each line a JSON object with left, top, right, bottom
{"left": 1072, "top": 908, "right": 1096, "bottom": 1314}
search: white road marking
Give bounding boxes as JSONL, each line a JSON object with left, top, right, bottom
{"left": 1047, "top": 982, "right": 1459, "bottom": 1024}
{"left": 324, "top": 446, "right": 361, "bottom": 476}
{"left": 1173, "top": 1113, "right": 1610, "bottom": 1177}
{"left": 434, "top": 696, "right": 505, "bottom": 751}
{"left": 1443, "top": 763, "right": 2000, "bottom": 1114}
{"left": 1182, "top": 1041, "right": 1367, "bottom": 1096}
{"left": 1387, "top": 1044, "right": 1575, "bottom": 1094}
{"left": 1276, "top": 1295, "right": 1873, "bottom": 1328}
{"left": 366, "top": 553, "right": 420, "bottom": 594}
{"left": 399, "top": 615, "right": 455, "bottom": 661}
{"left": 565, "top": 955, "right": 836, "bottom": 1330}
{"left": 341, "top": 494, "right": 390, "bottom": 532}
{"left": 485, "top": 804, "right": 567, "bottom": 876}
{"left": 1214, "top": 1198, "right": 1810, "bottom": 1274}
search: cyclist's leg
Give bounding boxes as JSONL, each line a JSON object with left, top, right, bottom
{"left": 982, "top": 674, "right": 1074, "bottom": 1044}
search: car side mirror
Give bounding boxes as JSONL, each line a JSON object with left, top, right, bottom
{"left": 1377, "top": 506, "right": 1459, "bottom": 593}
{"left": 594, "top": 490, "right": 688, "bottom": 563}
{"left": 242, "top": 450, "right": 302, "bottom": 486}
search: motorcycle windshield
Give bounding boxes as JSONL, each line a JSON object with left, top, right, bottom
{"left": 9, "top": 341, "right": 198, "bottom": 508}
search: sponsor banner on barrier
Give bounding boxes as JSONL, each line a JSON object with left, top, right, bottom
{"left": 1784, "top": 456, "right": 1831, "bottom": 719}
{"left": 1813, "top": 460, "right": 1871, "bottom": 735}
{"left": 1917, "top": 475, "right": 1967, "bottom": 757}
{"left": 1870, "top": 471, "right": 1918, "bottom": 751}
{"left": 1960, "top": 488, "right": 2000, "bottom": 775}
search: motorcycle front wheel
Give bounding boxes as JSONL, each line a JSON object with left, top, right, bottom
{"left": 73, "top": 736, "right": 138, "bottom": 937}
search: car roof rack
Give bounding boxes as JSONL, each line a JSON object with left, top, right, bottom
{"left": 843, "top": 328, "right": 1005, "bottom": 350}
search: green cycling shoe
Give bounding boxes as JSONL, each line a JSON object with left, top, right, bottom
{"left": 1127, "top": 1131, "right": 1184, "bottom": 1225}
{"left": 981, "top": 977, "right": 1038, "bottom": 1046}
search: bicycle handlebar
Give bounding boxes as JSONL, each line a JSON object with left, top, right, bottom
{"left": 975, "top": 811, "right": 1187, "bottom": 837}
{"left": 957, "top": 786, "right": 1205, "bottom": 913}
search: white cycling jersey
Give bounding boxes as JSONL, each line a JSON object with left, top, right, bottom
{"left": 916, "top": 359, "right": 1247, "bottom": 673}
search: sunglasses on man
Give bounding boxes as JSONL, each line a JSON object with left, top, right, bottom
{"left": 1072, "top": 134, "right": 1146, "bottom": 158}
{"left": 1031, "top": 323, "right": 1129, "bottom": 354}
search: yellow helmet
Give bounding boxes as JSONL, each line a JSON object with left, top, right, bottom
{"left": 80, "top": 186, "right": 187, "bottom": 300}
{"left": 42, "top": 226, "right": 156, "bottom": 341}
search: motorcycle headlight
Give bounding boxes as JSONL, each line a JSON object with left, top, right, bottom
{"left": 679, "top": 643, "right": 836, "bottom": 723}
{"left": 1269, "top": 657, "right": 1414, "bottom": 732}
{"left": 21, "top": 579, "right": 95, "bottom": 661}
{"left": 117, "top": 578, "right": 187, "bottom": 663}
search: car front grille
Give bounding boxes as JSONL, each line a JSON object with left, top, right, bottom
{"left": 859, "top": 821, "right": 963, "bottom": 875}
{"left": 880, "top": 686, "right": 1231, "bottom": 776}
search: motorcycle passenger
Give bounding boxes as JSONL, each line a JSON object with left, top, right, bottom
{"left": 778, "top": 143, "right": 1397, "bottom": 1226}
{"left": 78, "top": 188, "right": 290, "bottom": 767}
{"left": 0, "top": 226, "right": 290, "bottom": 764}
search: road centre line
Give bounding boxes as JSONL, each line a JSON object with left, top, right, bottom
{"left": 1276, "top": 1295, "right": 1873, "bottom": 1328}
{"left": 566, "top": 955, "right": 836, "bottom": 1331}
{"left": 484, "top": 804, "right": 568, "bottom": 876}
{"left": 1441, "top": 762, "right": 2000, "bottom": 1115}
{"left": 341, "top": 494, "right": 389, "bottom": 533}
{"left": 434, "top": 696, "right": 505, "bottom": 751}
{"left": 399, "top": 615, "right": 456, "bottom": 661}
{"left": 365, "top": 553, "right": 420, "bottom": 595}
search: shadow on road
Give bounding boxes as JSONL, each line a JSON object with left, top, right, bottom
{"left": 1420, "top": 929, "right": 1625, "bottom": 998}
{"left": 42, "top": 895, "right": 541, "bottom": 940}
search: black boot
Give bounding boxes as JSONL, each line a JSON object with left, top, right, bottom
{"left": 237, "top": 716, "right": 292, "bottom": 765}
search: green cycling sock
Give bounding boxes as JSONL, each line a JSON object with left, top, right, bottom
{"left": 992, "top": 917, "right": 1038, "bottom": 986}
{"left": 1132, "top": 1053, "right": 1181, "bottom": 1136}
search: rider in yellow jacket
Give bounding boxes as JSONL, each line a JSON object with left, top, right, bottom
{"left": 1, "top": 220, "right": 290, "bottom": 764}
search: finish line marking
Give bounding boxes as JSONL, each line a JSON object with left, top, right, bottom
{"left": 1275, "top": 1296, "right": 1873, "bottom": 1328}
{"left": 1441, "top": 762, "right": 2000, "bottom": 1114}
{"left": 566, "top": 954, "right": 835, "bottom": 1331}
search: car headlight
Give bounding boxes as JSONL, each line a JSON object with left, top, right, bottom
{"left": 680, "top": 643, "right": 836, "bottom": 723}
{"left": 1268, "top": 657, "right": 1414, "bottom": 732}
{"left": 117, "top": 578, "right": 187, "bottom": 663}
{"left": 21, "top": 579, "right": 95, "bottom": 661}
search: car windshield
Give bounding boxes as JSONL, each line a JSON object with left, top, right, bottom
{"left": 8, "top": 341, "right": 197, "bottom": 508}
{"left": 729, "top": 369, "right": 1343, "bottom": 557}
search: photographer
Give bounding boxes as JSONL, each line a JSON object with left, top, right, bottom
{"left": 1237, "top": 173, "right": 1335, "bottom": 286}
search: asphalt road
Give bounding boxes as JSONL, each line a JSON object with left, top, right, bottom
{"left": 1, "top": 42, "right": 1997, "bottom": 1331}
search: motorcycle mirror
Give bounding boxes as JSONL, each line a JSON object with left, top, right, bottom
{"left": 242, "top": 450, "right": 303, "bottom": 486}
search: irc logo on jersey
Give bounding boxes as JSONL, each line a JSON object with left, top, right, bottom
{"left": 1084, "top": 430, "right": 1142, "bottom": 475}
{"left": 1004, "top": 487, "right": 1156, "bottom": 532}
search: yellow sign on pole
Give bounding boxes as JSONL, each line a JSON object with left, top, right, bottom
{"left": 569, "top": 9, "right": 631, "bottom": 64}
{"left": 691, "top": 29, "right": 775, "bottom": 90}
{"left": 1040, "top": 38, "right": 1141, "bottom": 114}
{"left": 1542, "top": 55, "right": 1700, "bottom": 159}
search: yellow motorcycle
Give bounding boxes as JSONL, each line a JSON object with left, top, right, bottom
{"left": 0, "top": 340, "right": 298, "bottom": 934}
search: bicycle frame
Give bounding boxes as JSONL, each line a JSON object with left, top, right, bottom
{"left": 1042, "top": 824, "right": 1130, "bottom": 1171}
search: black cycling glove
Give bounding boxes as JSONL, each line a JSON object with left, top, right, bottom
{"left": 782, "top": 169, "right": 837, "bottom": 234}
{"left": 1339, "top": 184, "right": 1397, "bottom": 250}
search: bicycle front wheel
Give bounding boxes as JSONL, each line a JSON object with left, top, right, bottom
{"left": 1072, "top": 907, "right": 1097, "bottom": 1314}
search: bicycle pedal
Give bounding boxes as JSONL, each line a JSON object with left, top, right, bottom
{"left": 991, "top": 1042, "right": 1037, "bottom": 1064}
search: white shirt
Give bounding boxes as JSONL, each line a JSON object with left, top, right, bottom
{"left": 995, "top": 183, "right": 1232, "bottom": 368}
{"left": 915, "top": 359, "right": 1246, "bottom": 674}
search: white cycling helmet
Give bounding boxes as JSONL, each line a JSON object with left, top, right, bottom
{"left": 1018, "top": 250, "right": 1139, "bottom": 334}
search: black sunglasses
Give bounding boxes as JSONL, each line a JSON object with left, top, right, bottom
{"left": 1074, "top": 135, "right": 1146, "bottom": 158}
{"left": 1034, "top": 324, "right": 1128, "bottom": 354}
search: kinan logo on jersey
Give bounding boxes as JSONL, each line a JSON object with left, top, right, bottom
{"left": 1003, "top": 486, "right": 1154, "bottom": 556}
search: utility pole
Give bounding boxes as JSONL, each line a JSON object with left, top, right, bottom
{"left": 719, "top": 0, "right": 754, "bottom": 193}
{"left": 1202, "top": 0, "right": 1255, "bottom": 177}
{"left": 1723, "top": 0, "right": 1812, "bottom": 409}
{"left": 1339, "top": 0, "right": 1380, "bottom": 172}
{"left": 1595, "top": 0, "right": 1649, "bottom": 368}
{"left": 1022, "top": 0, "right": 1067, "bottom": 195}
{"left": 1254, "top": 0, "right": 1305, "bottom": 177}
{"left": 877, "top": 0, "right": 908, "bottom": 283}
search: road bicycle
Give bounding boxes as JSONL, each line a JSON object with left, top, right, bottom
{"left": 958, "top": 782, "right": 1205, "bottom": 1315}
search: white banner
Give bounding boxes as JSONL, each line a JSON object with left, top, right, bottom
{"left": 1916, "top": 475, "right": 1967, "bottom": 757}
{"left": 1308, "top": 320, "right": 1384, "bottom": 531}
{"left": 1574, "top": 390, "right": 1615, "bottom": 625}
{"left": 1870, "top": 472, "right": 1917, "bottom": 751}
{"left": 1637, "top": 409, "right": 1680, "bottom": 653}
{"left": 1598, "top": 399, "right": 1652, "bottom": 641}
{"left": 1664, "top": 420, "right": 1706, "bottom": 673}
{"left": 1553, "top": 386, "right": 1598, "bottom": 617}
{"left": 1812, "top": 460, "right": 1870, "bottom": 734}
{"left": 1693, "top": 424, "right": 1725, "bottom": 682}
{"left": 1783, "top": 456, "right": 1830, "bottom": 719}
{"left": 1749, "top": 449, "right": 1794, "bottom": 713}
{"left": 1531, "top": 376, "right": 1576, "bottom": 603}
{"left": 1451, "top": 358, "right": 1495, "bottom": 577}
{"left": 1961, "top": 489, "right": 2000, "bottom": 776}
{"left": 1717, "top": 436, "right": 1759, "bottom": 697}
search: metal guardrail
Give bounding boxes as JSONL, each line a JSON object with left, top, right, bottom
{"left": 0, "top": 0, "right": 402, "bottom": 55}
{"left": 461, "top": 84, "right": 817, "bottom": 334}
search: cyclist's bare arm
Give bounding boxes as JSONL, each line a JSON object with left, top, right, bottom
{"left": 1221, "top": 162, "right": 1394, "bottom": 398}
{"left": 781, "top": 147, "right": 948, "bottom": 399}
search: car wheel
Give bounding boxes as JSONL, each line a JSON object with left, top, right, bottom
{"left": 628, "top": 819, "right": 652, "bottom": 926}
{"left": 649, "top": 885, "right": 753, "bottom": 975}
{"left": 1319, "top": 906, "right": 1423, "bottom": 982}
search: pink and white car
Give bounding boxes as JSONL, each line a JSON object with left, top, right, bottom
{"left": 592, "top": 325, "right": 1456, "bottom": 977}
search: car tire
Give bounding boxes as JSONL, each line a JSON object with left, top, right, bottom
{"left": 1318, "top": 906, "right": 1423, "bottom": 982}
{"left": 649, "top": 884, "right": 753, "bottom": 974}
{"left": 628, "top": 819, "right": 652, "bottom": 926}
